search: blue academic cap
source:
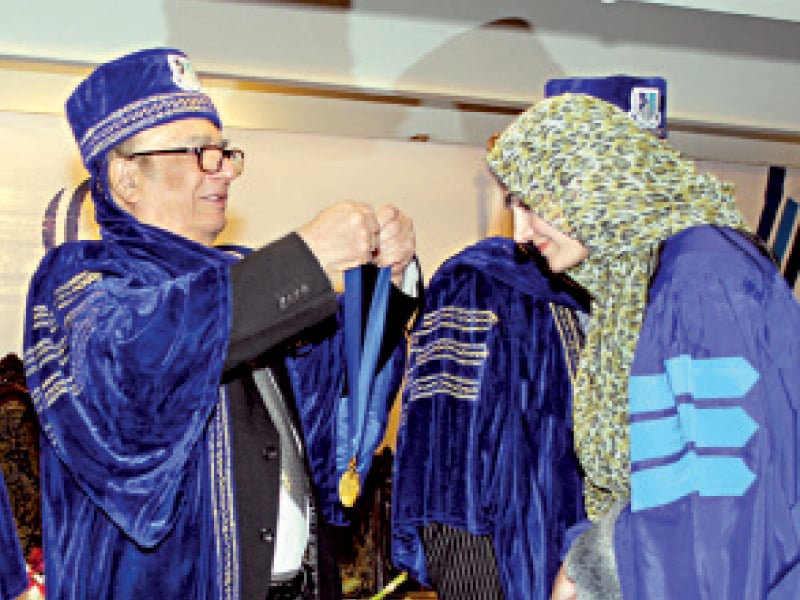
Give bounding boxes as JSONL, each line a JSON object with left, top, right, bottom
{"left": 545, "top": 75, "right": 667, "bottom": 138}
{"left": 66, "top": 47, "right": 221, "bottom": 172}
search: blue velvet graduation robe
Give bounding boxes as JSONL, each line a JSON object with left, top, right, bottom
{"left": 392, "top": 237, "right": 587, "bottom": 600}
{"left": 614, "top": 226, "right": 800, "bottom": 598}
{"left": 22, "top": 185, "right": 401, "bottom": 598}
{"left": 0, "top": 469, "right": 27, "bottom": 600}
{"left": 24, "top": 221, "right": 236, "bottom": 598}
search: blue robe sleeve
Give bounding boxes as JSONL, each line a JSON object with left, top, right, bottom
{"left": 0, "top": 470, "right": 27, "bottom": 600}
{"left": 616, "top": 228, "right": 800, "bottom": 599}
{"left": 392, "top": 238, "right": 586, "bottom": 600}
{"left": 24, "top": 250, "right": 231, "bottom": 548}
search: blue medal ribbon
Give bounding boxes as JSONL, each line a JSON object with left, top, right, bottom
{"left": 337, "top": 265, "right": 394, "bottom": 505}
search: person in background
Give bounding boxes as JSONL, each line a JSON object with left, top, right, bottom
{"left": 487, "top": 91, "right": 800, "bottom": 599}
{"left": 391, "top": 132, "right": 589, "bottom": 598}
{"left": 0, "top": 353, "right": 42, "bottom": 600}
{"left": 23, "top": 47, "right": 419, "bottom": 600}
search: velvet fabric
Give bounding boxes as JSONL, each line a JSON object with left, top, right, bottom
{"left": 23, "top": 159, "right": 242, "bottom": 597}
{"left": 25, "top": 45, "right": 388, "bottom": 598}
{"left": 65, "top": 47, "right": 220, "bottom": 171}
{"left": 0, "top": 469, "right": 27, "bottom": 600}
{"left": 23, "top": 164, "right": 402, "bottom": 597}
{"left": 392, "top": 237, "right": 588, "bottom": 600}
{"left": 25, "top": 47, "right": 240, "bottom": 598}
{"left": 612, "top": 226, "right": 800, "bottom": 598}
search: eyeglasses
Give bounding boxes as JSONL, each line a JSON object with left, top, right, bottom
{"left": 120, "top": 144, "right": 245, "bottom": 175}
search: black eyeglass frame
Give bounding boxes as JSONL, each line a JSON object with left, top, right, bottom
{"left": 120, "top": 144, "right": 245, "bottom": 174}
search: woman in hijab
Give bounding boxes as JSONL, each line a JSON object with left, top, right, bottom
{"left": 487, "top": 93, "right": 800, "bottom": 599}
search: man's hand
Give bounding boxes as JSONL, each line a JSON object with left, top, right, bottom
{"left": 297, "top": 202, "right": 380, "bottom": 284}
{"left": 374, "top": 204, "right": 416, "bottom": 288}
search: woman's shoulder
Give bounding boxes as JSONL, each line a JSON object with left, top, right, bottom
{"left": 650, "top": 225, "right": 783, "bottom": 300}
{"left": 663, "top": 225, "right": 761, "bottom": 256}
{"left": 660, "top": 225, "right": 772, "bottom": 273}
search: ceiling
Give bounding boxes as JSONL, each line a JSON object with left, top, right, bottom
{"left": 603, "top": 0, "right": 800, "bottom": 23}
{"left": 1, "top": 0, "right": 799, "bottom": 163}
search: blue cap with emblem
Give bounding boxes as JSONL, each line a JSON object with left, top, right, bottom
{"left": 544, "top": 75, "right": 667, "bottom": 138}
{"left": 65, "top": 47, "right": 221, "bottom": 173}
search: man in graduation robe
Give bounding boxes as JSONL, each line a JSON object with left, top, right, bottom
{"left": 23, "top": 47, "right": 419, "bottom": 600}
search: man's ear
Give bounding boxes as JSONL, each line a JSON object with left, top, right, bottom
{"left": 107, "top": 155, "right": 139, "bottom": 206}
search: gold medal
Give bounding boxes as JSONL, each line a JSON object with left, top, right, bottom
{"left": 338, "top": 457, "right": 360, "bottom": 507}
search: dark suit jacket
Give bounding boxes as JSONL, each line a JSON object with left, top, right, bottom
{"left": 223, "top": 232, "right": 418, "bottom": 599}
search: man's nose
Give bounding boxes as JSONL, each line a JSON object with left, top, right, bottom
{"left": 216, "top": 156, "right": 241, "bottom": 180}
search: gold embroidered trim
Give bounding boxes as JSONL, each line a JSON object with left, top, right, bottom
{"left": 30, "top": 305, "right": 58, "bottom": 332}
{"left": 26, "top": 369, "right": 78, "bottom": 412}
{"left": 24, "top": 334, "right": 67, "bottom": 373}
{"left": 80, "top": 93, "right": 218, "bottom": 163}
{"left": 25, "top": 302, "right": 74, "bottom": 410}
{"left": 414, "top": 306, "right": 498, "bottom": 336}
{"left": 549, "top": 303, "right": 585, "bottom": 388}
{"left": 54, "top": 271, "right": 102, "bottom": 310}
{"left": 209, "top": 388, "right": 239, "bottom": 599}
{"left": 406, "top": 307, "right": 497, "bottom": 403}
{"left": 410, "top": 338, "right": 488, "bottom": 367}
{"left": 406, "top": 372, "right": 481, "bottom": 402}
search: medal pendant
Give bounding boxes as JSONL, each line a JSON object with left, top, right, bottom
{"left": 339, "top": 458, "right": 360, "bottom": 507}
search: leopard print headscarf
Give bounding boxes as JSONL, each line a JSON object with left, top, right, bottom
{"left": 486, "top": 93, "right": 748, "bottom": 520}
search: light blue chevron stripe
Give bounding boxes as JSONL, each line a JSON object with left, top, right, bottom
{"left": 630, "top": 355, "right": 759, "bottom": 415}
{"left": 630, "top": 414, "right": 685, "bottom": 462}
{"left": 628, "top": 355, "right": 760, "bottom": 509}
{"left": 664, "top": 355, "right": 759, "bottom": 399}
{"left": 632, "top": 452, "right": 756, "bottom": 512}
{"left": 690, "top": 405, "right": 757, "bottom": 448}
{"left": 630, "top": 405, "right": 758, "bottom": 462}
{"left": 629, "top": 372, "right": 673, "bottom": 413}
